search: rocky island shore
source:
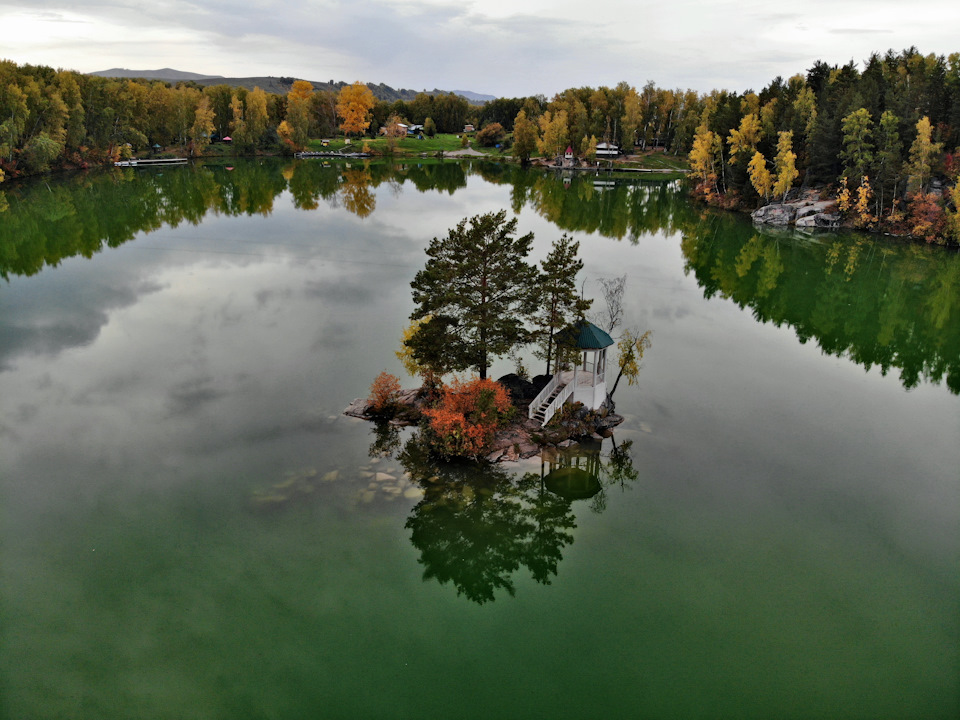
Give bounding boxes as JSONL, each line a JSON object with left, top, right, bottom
{"left": 343, "top": 373, "right": 625, "bottom": 463}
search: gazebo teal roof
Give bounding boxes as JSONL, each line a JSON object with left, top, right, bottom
{"left": 555, "top": 320, "right": 614, "bottom": 350}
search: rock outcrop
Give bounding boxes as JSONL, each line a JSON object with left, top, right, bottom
{"left": 752, "top": 203, "right": 796, "bottom": 225}
{"left": 752, "top": 192, "right": 839, "bottom": 229}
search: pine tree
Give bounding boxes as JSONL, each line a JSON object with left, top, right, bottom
{"left": 840, "top": 108, "right": 875, "bottom": 182}
{"left": 408, "top": 211, "right": 539, "bottom": 379}
{"left": 533, "top": 234, "right": 592, "bottom": 375}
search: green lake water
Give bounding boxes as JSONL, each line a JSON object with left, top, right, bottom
{"left": 0, "top": 159, "right": 957, "bottom": 719}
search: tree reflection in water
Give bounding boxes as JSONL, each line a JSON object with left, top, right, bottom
{"left": 394, "top": 431, "right": 640, "bottom": 604}
{"left": 4, "top": 159, "right": 954, "bottom": 393}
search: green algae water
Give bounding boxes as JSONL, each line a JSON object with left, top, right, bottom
{"left": 1, "top": 159, "right": 957, "bottom": 719}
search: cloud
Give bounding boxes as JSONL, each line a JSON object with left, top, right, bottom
{"left": 828, "top": 28, "right": 894, "bottom": 35}
{"left": 4, "top": 0, "right": 960, "bottom": 96}
{"left": 167, "top": 376, "right": 228, "bottom": 416}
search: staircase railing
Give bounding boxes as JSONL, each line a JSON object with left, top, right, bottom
{"left": 539, "top": 382, "right": 575, "bottom": 426}
{"left": 529, "top": 375, "right": 561, "bottom": 420}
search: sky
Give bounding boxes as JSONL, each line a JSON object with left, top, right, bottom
{"left": 2, "top": 0, "right": 959, "bottom": 98}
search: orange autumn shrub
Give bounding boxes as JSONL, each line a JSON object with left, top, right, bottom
{"left": 369, "top": 371, "right": 401, "bottom": 414}
{"left": 422, "top": 377, "right": 514, "bottom": 458}
{"left": 907, "top": 191, "right": 946, "bottom": 244}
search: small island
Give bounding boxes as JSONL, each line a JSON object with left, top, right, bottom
{"left": 344, "top": 210, "right": 651, "bottom": 464}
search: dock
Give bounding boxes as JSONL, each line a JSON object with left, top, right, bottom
{"left": 550, "top": 163, "right": 688, "bottom": 174}
{"left": 295, "top": 151, "right": 372, "bottom": 159}
{"left": 114, "top": 158, "right": 189, "bottom": 167}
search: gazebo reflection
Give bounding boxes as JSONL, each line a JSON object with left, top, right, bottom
{"left": 540, "top": 438, "right": 604, "bottom": 501}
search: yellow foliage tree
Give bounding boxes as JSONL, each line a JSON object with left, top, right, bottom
{"left": 748, "top": 150, "right": 772, "bottom": 200}
{"left": 229, "top": 94, "right": 247, "bottom": 148}
{"left": 689, "top": 122, "right": 721, "bottom": 197}
{"left": 283, "top": 81, "right": 312, "bottom": 151}
{"left": 792, "top": 84, "right": 817, "bottom": 138}
{"left": 512, "top": 109, "right": 538, "bottom": 163}
{"left": 537, "top": 110, "right": 569, "bottom": 160}
{"left": 607, "top": 329, "right": 652, "bottom": 404}
{"left": 727, "top": 113, "right": 762, "bottom": 160}
{"left": 740, "top": 92, "right": 760, "bottom": 118}
{"left": 837, "top": 175, "right": 876, "bottom": 228}
{"left": 583, "top": 134, "right": 598, "bottom": 162}
{"left": 189, "top": 96, "right": 215, "bottom": 156}
{"left": 246, "top": 87, "right": 269, "bottom": 147}
{"left": 276, "top": 120, "right": 296, "bottom": 150}
{"left": 289, "top": 80, "right": 314, "bottom": 104}
{"left": 773, "top": 131, "right": 798, "bottom": 200}
{"left": 906, "top": 116, "right": 943, "bottom": 193}
{"left": 396, "top": 316, "right": 431, "bottom": 377}
{"left": 337, "top": 81, "right": 375, "bottom": 137}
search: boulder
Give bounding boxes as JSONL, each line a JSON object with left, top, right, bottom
{"left": 595, "top": 413, "right": 625, "bottom": 432}
{"left": 496, "top": 373, "right": 537, "bottom": 401}
{"left": 795, "top": 212, "right": 841, "bottom": 229}
{"left": 795, "top": 200, "right": 837, "bottom": 219}
{"left": 531, "top": 374, "right": 552, "bottom": 394}
{"left": 752, "top": 203, "right": 796, "bottom": 225}
{"left": 343, "top": 397, "right": 373, "bottom": 418}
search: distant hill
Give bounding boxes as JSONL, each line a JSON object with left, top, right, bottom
{"left": 89, "top": 69, "right": 495, "bottom": 104}
{"left": 90, "top": 68, "right": 225, "bottom": 82}
{"left": 453, "top": 90, "right": 497, "bottom": 104}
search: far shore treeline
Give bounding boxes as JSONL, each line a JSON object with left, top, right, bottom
{"left": 1, "top": 48, "right": 959, "bottom": 244}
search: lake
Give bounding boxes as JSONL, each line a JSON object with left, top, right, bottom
{"left": 1, "top": 159, "right": 957, "bottom": 719}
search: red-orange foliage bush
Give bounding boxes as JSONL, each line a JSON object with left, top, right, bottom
{"left": 422, "top": 378, "right": 514, "bottom": 458}
{"left": 907, "top": 191, "right": 947, "bottom": 243}
{"left": 369, "top": 371, "right": 401, "bottom": 414}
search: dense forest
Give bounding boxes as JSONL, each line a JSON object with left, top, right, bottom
{"left": 1, "top": 49, "right": 958, "bottom": 243}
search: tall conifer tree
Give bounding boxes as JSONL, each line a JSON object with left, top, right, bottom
{"left": 533, "top": 234, "right": 592, "bottom": 375}
{"left": 408, "top": 211, "right": 539, "bottom": 379}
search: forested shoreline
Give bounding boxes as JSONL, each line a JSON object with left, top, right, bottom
{"left": 1, "top": 48, "right": 959, "bottom": 244}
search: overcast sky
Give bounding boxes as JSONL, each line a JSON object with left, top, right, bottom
{"left": 2, "top": 0, "right": 958, "bottom": 98}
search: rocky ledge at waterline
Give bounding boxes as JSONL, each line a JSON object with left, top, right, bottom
{"left": 343, "top": 373, "right": 625, "bottom": 463}
{"left": 751, "top": 191, "right": 840, "bottom": 229}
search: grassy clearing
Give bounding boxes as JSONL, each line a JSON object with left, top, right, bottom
{"left": 306, "top": 133, "right": 476, "bottom": 156}
{"left": 620, "top": 150, "right": 690, "bottom": 171}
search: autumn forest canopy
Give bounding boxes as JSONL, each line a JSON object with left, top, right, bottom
{"left": 1, "top": 48, "right": 960, "bottom": 243}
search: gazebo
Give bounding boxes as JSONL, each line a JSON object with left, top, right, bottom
{"left": 528, "top": 320, "right": 614, "bottom": 426}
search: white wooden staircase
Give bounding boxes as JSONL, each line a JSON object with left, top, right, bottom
{"left": 529, "top": 376, "right": 575, "bottom": 427}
